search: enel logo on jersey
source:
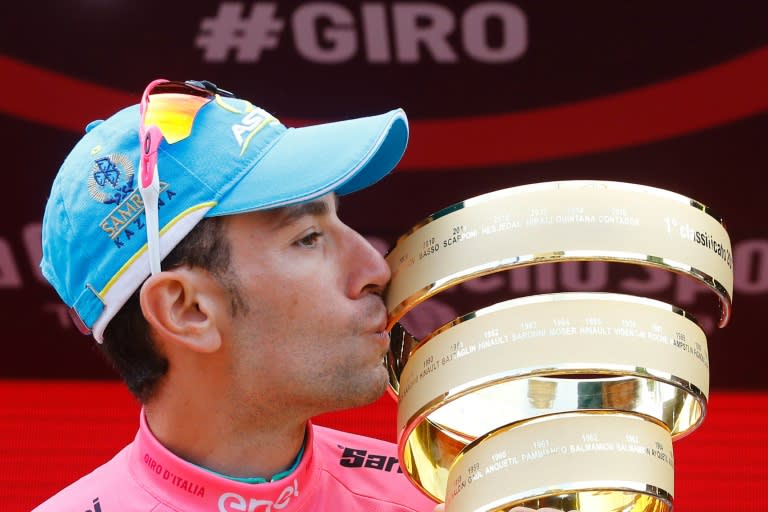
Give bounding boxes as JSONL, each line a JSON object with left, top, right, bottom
{"left": 218, "top": 479, "right": 299, "bottom": 512}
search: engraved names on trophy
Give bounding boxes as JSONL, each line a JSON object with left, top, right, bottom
{"left": 386, "top": 182, "right": 733, "bottom": 328}
{"left": 385, "top": 181, "right": 734, "bottom": 511}
{"left": 447, "top": 414, "right": 675, "bottom": 512}
{"left": 397, "top": 294, "right": 709, "bottom": 446}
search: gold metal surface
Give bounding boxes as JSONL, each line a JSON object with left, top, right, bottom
{"left": 496, "top": 490, "right": 671, "bottom": 512}
{"left": 401, "top": 385, "right": 681, "bottom": 504}
{"left": 391, "top": 293, "right": 708, "bottom": 441}
{"left": 384, "top": 181, "right": 734, "bottom": 511}
{"left": 385, "top": 181, "right": 733, "bottom": 328}
{"left": 443, "top": 412, "right": 675, "bottom": 511}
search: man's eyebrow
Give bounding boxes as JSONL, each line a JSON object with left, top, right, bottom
{"left": 270, "top": 196, "right": 338, "bottom": 230}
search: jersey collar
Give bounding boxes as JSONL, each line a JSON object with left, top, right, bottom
{"left": 129, "top": 411, "right": 316, "bottom": 511}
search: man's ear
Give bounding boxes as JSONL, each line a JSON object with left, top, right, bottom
{"left": 139, "top": 267, "right": 224, "bottom": 353}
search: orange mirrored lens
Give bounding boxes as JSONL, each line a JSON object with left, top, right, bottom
{"left": 143, "top": 93, "right": 210, "bottom": 144}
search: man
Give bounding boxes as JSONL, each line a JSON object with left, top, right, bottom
{"left": 36, "top": 79, "right": 555, "bottom": 511}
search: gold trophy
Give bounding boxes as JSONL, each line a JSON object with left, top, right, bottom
{"left": 385, "top": 181, "right": 733, "bottom": 511}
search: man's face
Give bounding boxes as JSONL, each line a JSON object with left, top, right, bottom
{"left": 217, "top": 194, "right": 392, "bottom": 417}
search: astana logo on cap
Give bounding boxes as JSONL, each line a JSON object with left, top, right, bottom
{"left": 87, "top": 153, "right": 135, "bottom": 205}
{"left": 86, "top": 152, "right": 174, "bottom": 249}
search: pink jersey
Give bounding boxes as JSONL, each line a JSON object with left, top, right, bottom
{"left": 33, "top": 413, "right": 436, "bottom": 511}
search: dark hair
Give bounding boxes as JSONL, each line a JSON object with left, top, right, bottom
{"left": 100, "top": 216, "right": 240, "bottom": 402}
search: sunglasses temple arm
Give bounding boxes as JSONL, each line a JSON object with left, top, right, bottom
{"left": 140, "top": 165, "right": 162, "bottom": 276}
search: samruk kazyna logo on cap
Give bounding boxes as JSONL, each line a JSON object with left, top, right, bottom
{"left": 87, "top": 152, "right": 176, "bottom": 249}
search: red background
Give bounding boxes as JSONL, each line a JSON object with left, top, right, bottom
{"left": 2, "top": 383, "right": 767, "bottom": 511}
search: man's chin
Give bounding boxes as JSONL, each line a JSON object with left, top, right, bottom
{"left": 336, "top": 368, "right": 390, "bottom": 412}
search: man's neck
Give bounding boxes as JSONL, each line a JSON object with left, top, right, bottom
{"left": 143, "top": 389, "right": 308, "bottom": 480}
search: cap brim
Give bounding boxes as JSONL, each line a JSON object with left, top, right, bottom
{"left": 209, "top": 108, "right": 408, "bottom": 216}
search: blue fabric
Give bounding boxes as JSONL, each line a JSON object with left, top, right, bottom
{"left": 40, "top": 91, "right": 408, "bottom": 334}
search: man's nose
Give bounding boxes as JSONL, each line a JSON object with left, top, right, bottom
{"left": 345, "top": 226, "right": 392, "bottom": 298}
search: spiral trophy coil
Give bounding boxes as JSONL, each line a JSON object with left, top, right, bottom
{"left": 385, "top": 181, "right": 733, "bottom": 512}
